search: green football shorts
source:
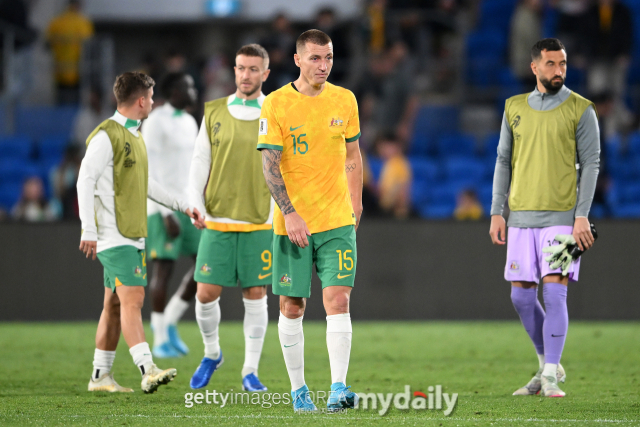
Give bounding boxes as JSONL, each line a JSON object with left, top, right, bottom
{"left": 97, "top": 245, "right": 147, "bottom": 292}
{"left": 194, "top": 229, "right": 273, "bottom": 288}
{"left": 147, "top": 212, "right": 201, "bottom": 260}
{"left": 272, "top": 225, "right": 356, "bottom": 298}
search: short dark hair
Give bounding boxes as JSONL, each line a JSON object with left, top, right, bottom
{"left": 531, "top": 38, "right": 566, "bottom": 61}
{"left": 113, "top": 72, "right": 155, "bottom": 105}
{"left": 159, "top": 72, "right": 187, "bottom": 99}
{"left": 296, "top": 29, "right": 332, "bottom": 54}
{"left": 236, "top": 43, "right": 269, "bottom": 68}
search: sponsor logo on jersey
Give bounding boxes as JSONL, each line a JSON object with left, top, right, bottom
{"left": 279, "top": 274, "right": 292, "bottom": 287}
{"left": 134, "top": 266, "right": 143, "bottom": 277}
{"left": 511, "top": 115, "right": 521, "bottom": 129}
{"left": 329, "top": 117, "right": 344, "bottom": 127}
{"left": 259, "top": 119, "right": 268, "bottom": 135}
{"left": 212, "top": 122, "right": 221, "bottom": 146}
{"left": 124, "top": 142, "right": 132, "bottom": 156}
{"left": 509, "top": 261, "right": 519, "bottom": 271}
{"left": 200, "top": 264, "right": 212, "bottom": 275}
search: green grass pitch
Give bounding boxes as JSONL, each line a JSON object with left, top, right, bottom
{"left": 1, "top": 321, "right": 639, "bottom": 426}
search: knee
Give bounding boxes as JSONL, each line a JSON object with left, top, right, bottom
{"left": 196, "top": 283, "right": 221, "bottom": 304}
{"left": 280, "top": 299, "right": 305, "bottom": 319}
{"left": 326, "top": 292, "right": 350, "bottom": 314}
{"left": 119, "top": 290, "right": 145, "bottom": 310}
{"left": 243, "top": 286, "right": 266, "bottom": 300}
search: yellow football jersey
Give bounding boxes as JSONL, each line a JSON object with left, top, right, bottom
{"left": 257, "top": 82, "right": 361, "bottom": 235}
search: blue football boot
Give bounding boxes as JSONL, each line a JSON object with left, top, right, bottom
{"left": 152, "top": 342, "right": 181, "bottom": 359}
{"left": 167, "top": 325, "right": 189, "bottom": 355}
{"left": 327, "top": 382, "right": 359, "bottom": 412}
{"left": 292, "top": 384, "right": 317, "bottom": 412}
{"left": 189, "top": 353, "right": 224, "bottom": 389}
{"left": 242, "top": 372, "right": 268, "bottom": 391}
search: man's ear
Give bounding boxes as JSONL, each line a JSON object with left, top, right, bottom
{"left": 294, "top": 53, "right": 301, "bottom": 68}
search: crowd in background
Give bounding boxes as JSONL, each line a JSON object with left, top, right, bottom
{"left": 1, "top": 0, "right": 639, "bottom": 222}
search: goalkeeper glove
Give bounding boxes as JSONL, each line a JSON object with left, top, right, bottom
{"left": 542, "top": 235, "right": 575, "bottom": 276}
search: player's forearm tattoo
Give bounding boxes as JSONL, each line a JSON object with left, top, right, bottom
{"left": 262, "top": 149, "right": 296, "bottom": 215}
{"left": 346, "top": 162, "right": 356, "bottom": 173}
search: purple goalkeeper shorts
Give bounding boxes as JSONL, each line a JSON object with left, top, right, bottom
{"left": 505, "top": 226, "right": 581, "bottom": 283}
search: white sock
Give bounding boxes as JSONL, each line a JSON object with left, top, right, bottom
{"left": 92, "top": 349, "right": 116, "bottom": 380}
{"left": 542, "top": 363, "right": 558, "bottom": 378}
{"left": 129, "top": 342, "right": 154, "bottom": 376}
{"left": 278, "top": 312, "right": 305, "bottom": 391}
{"left": 151, "top": 311, "right": 167, "bottom": 347}
{"left": 326, "top": 313, "right": 352, "bottom": 385}
{"left": 242, "top": 296, "right": 268, "bottom": 378}
{"left": 164, "top": 294, "right": 190, "bottom": 326}
{"left": 195, "top": 296, "right": 221, "bottom": 360}
{"left": 537, "top": 354, "right": 545, "bottom": 370}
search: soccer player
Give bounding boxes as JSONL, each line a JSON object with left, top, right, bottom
{"left": 489, "top": 39, "right": 599, "bottom": 397}
{"left": 77, "top": 72, "right": 205, "bottom": 393}
{"left": 258, "top": 29, "right": 363, "bottom": 412}
{"left": 143, "top": 72, "right": 200, "bottom": 358}
{"left": 188, "top": 44, "right": 273, "bottom": 392}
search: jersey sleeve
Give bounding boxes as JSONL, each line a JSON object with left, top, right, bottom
{"left": 257, "top": 96, "right": 283, "bottom": 151}
{"left": 345, "top": 91, "right": 361, "bottom": 143}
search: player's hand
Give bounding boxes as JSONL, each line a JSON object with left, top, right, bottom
{"left": 353, "top": 204, "right": 363, "bottom": 231}
{"left": 79, "top": 240, "right": 97, "bottom": 260}
{"left": 163, "top": 214, "right": 181, "bottom": 239}
{"left": 573, "top": 217, "right": 594, "bottom": 251}
{"left": 187, "top": 208, "right": 206, "bottom": 230}
{"left": 284, "top": 211, "right": 311, "bottom": 248}
{"left": 489, "top": 215, "right": 506, "bottom": 245}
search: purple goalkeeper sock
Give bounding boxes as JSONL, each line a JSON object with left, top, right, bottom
{"left": 511, "top": 286, "right": 545, "bottom": 354}
{"left": 542, "top": 283, "right": 569, "bottom": 365}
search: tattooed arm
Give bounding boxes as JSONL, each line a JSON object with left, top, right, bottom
{"left": 345, "top": 139, "right": 364, "bottom": 230}
{"left": 261, "top": 149, "right": 311, "bottom": 248}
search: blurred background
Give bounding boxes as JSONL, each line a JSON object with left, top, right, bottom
{"left": 0, "top": 0, "right": 638, "bottom": 321}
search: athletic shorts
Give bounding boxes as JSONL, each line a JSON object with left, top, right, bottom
{"left": 272, "top": 225, "right": 356, "bottom": 298}
{"left": 194, "top": 229, "right": 272, "bottom": 288}
{"left": 97, "top": 246, "right": 147, "bottom": 292}
{"left": 505, "top": 226, "right": 581, "bottom": 283}
{"left": 147, "top": 212, "right": 201, "bottom": 260}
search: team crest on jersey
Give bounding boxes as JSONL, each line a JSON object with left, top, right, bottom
{"left": 164, "top": 242, "right": 173, "bottom": 251}
{"left": 329, "top": 117, "right": 344, "bottom": 127}
{"left": 134, "top": 266, "right": 143, "bottom": 277}
{"left": 509, "top": 261, "right": 520, "bottom": 271}
{"left": 279, "top": 274, "right": 292, "bottom": 287}
{"left": 200, "top": 264, "right": 212, "bottom": 275}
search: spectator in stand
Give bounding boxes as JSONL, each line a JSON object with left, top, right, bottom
{"left": 376, "top": 133, "right": 412, "bottom": 219}
{"left": 510, "top": 0, "right": 542, "bottom": 88}
{"left": 259, "top": 13, "right": 297, "bottom": 95}
{"left": 12, "top": 176, "right": 59, "bottom": 222}
{"left": 580, "top": 0, "right": 633, "bottom": 99}
{"left": 314, "top": 7, "right": 350, "bottom": 83}
{"left": 72, "top": 87, "right": 105, "bottom": 153}
{"left": 46, "top": 0, "right": 94, "bottom": 105}
{"left": 51, "top": 146, "right": 82, "bottom": 220}
{"left": 454, "top": 189, "right": 483, "bottom": 221}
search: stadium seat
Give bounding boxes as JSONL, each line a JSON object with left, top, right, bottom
{"left": 443, "top": 157, "right": 485, "bottom": 182}
{"left": 367, "top": 156, "right": 383, "bottom": 183}
{"left": 437, "top": 133, "right": 477, "bottom": 157}
{"left": 409, "top": 105, "right": 459, "bottom": 156}
{"left": 408, "top": 157, "right": 439, "bottom": 183}
{"left": 0, "top": 182, "right": 22, "bottom": 210}
{"left": 0, "top": 135, "right": 32, "bottom": 160}
{"left": 478, "top": 0, "right": 516, "bottom": 33}
{"left": 627, "top": 132, "right": 640, "bottom": 156}
{"left": 411, "top": 179, "right": 431, "bottom": 207}
{"left": 36, "top": 135, "right": 69, "bottom": 167}
{"left": 416, "top": 202, "right": 455, "bottom": 219}
{"left": 612, "top": 203, "right": 640, "bottom": 218}
{"left": 15, "top": 106, "right": 78, "bottom": 141}
{"left": 620, "top": 182, "right": 640, "bottom": 204}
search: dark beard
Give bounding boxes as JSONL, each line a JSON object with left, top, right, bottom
{"left": 539, "top": 76, "right": 564, "bottom": 94}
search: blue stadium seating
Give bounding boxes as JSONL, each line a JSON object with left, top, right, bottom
{"left": 15, "top": 106, "right": 77, "bottom": 141}
{"left": 408, "top": 157, "right": 439, "bottom": 183}
{"left": 367, "top": 156, "right": 383, "bottom": 183}
{"left": 0, "top": 135, "right": 32, "bottom": 160}
{"left": 443, "top": 157, "right": 485, "bottom": 182}
{"left": 409, "top": 105, "right": 459, "bottom": 156}
{"left": 478, "top": 0, "right": 516, "bottom": 34}
{"left": 437, "top": 133, "right": 477, "bottom": 157}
